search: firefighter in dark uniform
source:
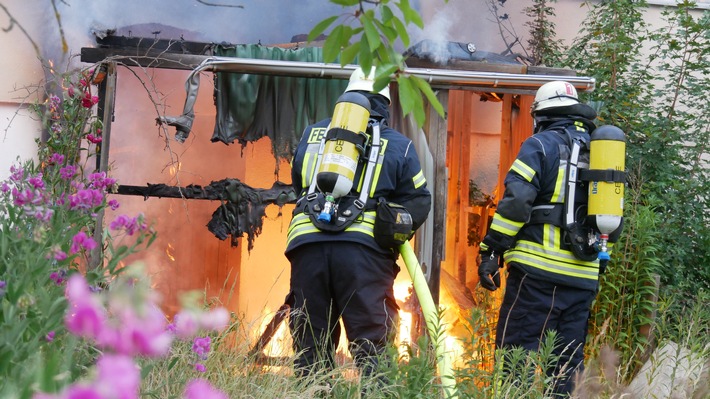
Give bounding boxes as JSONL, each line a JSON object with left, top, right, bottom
{"left": 478, "top": 81, "right": 618, "bottom": 396}
{"left": 285, "top": 67, "right": 432, "bottom": 381}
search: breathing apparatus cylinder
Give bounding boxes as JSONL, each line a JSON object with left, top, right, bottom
{"left": 315, "top": 91, "right": 371, "bottom": 222}
{"left": 587, "top": 125, "right": 626, "bottom": 259}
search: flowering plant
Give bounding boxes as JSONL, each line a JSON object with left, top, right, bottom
{"left": 0, "top": 67, "right": 230, "bottom": 398}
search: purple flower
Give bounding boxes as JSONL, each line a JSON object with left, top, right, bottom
{"left": 46, "top": 331, "right": 55, "bottom": 342}
{"left": 194, "top": 363, "right": 206, "bottom": 373}
{"left": 88, "top": 172, "right": 116, "bottom": 191}
{"left": 50, "top": 269, "right": 67, "bottom": 285}
{"left": 109, "top": 214, "right": 147, "bottom": 236}
{"left": 49, "top": 153, "right": 65, "bottom": 164}
{"left": 68, "top": 188, "right": 104, "bottom": 211}
{"left": 108, "top": 199, "right": 120, "bottom": 210}
{"left": 28, "top": 174, "right": 45, "bottom": 190}
{"left": 183, "top": 379, "right": 228, "bottom": 399}
{"left": 192, "top": 336, "right": 211, "bottom": 360}
{"left": 59, "top": 165, "right": 77, "bottom": 180}
{"left": 0, "top": 281, "right": 6, "bottom": 297}
{"left": 9, "top": 164, "right": 24, "bottom": 181}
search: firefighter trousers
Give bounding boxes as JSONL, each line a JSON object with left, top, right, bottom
{"left": 495, "top": 266, "right": 596, "bottom": 396}
{"left": 287, "top": 241, "right": 400, "bottom": 379}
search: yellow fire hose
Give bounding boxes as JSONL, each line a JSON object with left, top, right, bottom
{"left": 399, "top": 242, "right": 458, "bottom": 399}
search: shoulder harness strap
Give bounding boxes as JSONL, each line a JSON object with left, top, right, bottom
{"left": 295, "top": 121, "right": 382, "bottom": 233}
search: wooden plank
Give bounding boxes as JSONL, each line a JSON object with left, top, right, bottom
{"left": 89, "top": 62, "right": 117, "bottom": 270}
{"left": 497, "top": 94, "right": 514, "bottom": 199}
{"left": 514, "top": 95, "right": 535, "bottom": 146}
{"left": 457, "top": 92, "right": 472, "bottom": 285}
{"left": 445, "top": 91, "right": 462, "bottom": 282}
{"left": 424, "top": 91, "right": 449, "bottom": 305}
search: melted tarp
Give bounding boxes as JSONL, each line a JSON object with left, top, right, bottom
{"left": 117, "top": 179, "right": 297, "bottom": 251}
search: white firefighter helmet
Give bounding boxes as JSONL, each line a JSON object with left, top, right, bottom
{"left": 531, "top": 80, "right": 580, "bottom": 115}
{"left": 345, "top": 66, "right": 391, "bottom": 103}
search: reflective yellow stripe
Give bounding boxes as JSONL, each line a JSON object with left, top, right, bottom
{"left": 369, "top": 164, "right": 383, "bottom": 197}
{"left": 302, "top": 151, "right": 318, "bottom": 189}
{"left": 287, "top": 211, "right": 377, "bottom": 246}
{"left": 480, "top": 242, "right": 490, "bottom": 252}
{"left": 412, "top": 170, "right": 426, "bottom": 189}
{"left": 506, "top": 250, "right": 599, "bottom": 279}
{"left": 509, "top": 159, "right": 535, "bottom": 182}
{"left": 506, "top": 238, "right": 599, "bottom": 279}
{"left": 551, "top": 161, "right": 566, "bottom": 203}
{"left": 490, "top": 213, "right": 524, "bottom": 236}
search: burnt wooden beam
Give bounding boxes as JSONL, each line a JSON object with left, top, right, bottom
{"left": 81, "top": 47, "right": 212, "bottom": 70}
{"left": 116, "top": 180, "right": 297, "bottom": 206}
{"left": 95, "top": 35, "right": 215, "bottom": 54}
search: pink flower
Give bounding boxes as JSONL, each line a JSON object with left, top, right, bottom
{"left": 63, "top": 386, "right": 103, "bottom": 399}
{"left": 183, "top": 379, "right": 228, "bottom": 399}
{"left": 46, "top": 331, "right": 55, "bottom": 342}
{"left": 67, "top": 85, "right": 76, "bottom": 98}
{"left": 98, "top": 304, "right": 172, "bottom": 357}
{"left": 96, "top": 354, "right": 140, "bottom": 399}
{"left": 171, "top": 308, "right": 230, "bottom": 339}
{"left": 200, "top": 308, "right": 230, "bottom": 331}
{"left": 194, "top": 363, "right": 206, "bottom": 373}
{"left": 86, "top": 134, "right": 102, "bottom": 144}
{"left": 108, "top": 199, "right": 120, "bottom": 210}
{"left": 51, "top": 249, "right": 68, "bottom": 261}
{"left": 81, "top": 91, "right": 98, "bottom": 108}
{"left": 171, "top": 311, "right": 199, "bottom": 338}
{"left": 65, "top": 274, "right": 106, "bottom": 339}
{"left": 70, "top": 231, "right": 97, "bottom": 254}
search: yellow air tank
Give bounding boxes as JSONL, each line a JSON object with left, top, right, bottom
{"left": 316, "top": 92, "right": 371, "bottom": 199}
{"left": 587, "top": 125, "right": 626, "bottom": 258}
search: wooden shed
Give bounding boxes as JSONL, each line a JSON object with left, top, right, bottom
{"left": 81, "top": 34, "right": 594, "bottom": 346}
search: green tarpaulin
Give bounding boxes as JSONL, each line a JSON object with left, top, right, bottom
{"left": 212, "top": 44, "right": 349, "bottom": 162}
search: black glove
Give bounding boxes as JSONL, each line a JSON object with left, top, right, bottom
{"left": 478, "top": 250, "right": 505, "bottom": 291}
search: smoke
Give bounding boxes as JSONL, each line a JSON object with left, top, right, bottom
{"left": 411, "top": 6, "right": 455, "bottom": 64}
{"left": 41, "top": 0, "right": 347, "bottom": 70}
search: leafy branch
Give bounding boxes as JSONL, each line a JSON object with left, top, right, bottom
{"left": 307, "top": 0, "right": 445, "bottom": 127}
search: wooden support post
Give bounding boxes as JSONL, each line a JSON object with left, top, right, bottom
{"left": 497, "top": 94, "right": 514, "bottom": 199}
{"left": 457, "top": 92, "right": 472, "bottom": 285}
{"left": 89, "top": 62, "right": 117, "bottom": 270}
{"left": 445, "top": 91, "right": 462, "bottom": 282}
{"left": 424, "top": 91, "right": 449, "bottom": 305}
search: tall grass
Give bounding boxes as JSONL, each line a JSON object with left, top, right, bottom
{"left": 142, "top": 282, "right": 709, "bottom": 398}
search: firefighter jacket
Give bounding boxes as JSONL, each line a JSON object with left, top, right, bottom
{"left": 286, "top": 95, "right": 431, "bottom": 256}
{"left": 481, "top": 118, "right": 603, "bottom": 291}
